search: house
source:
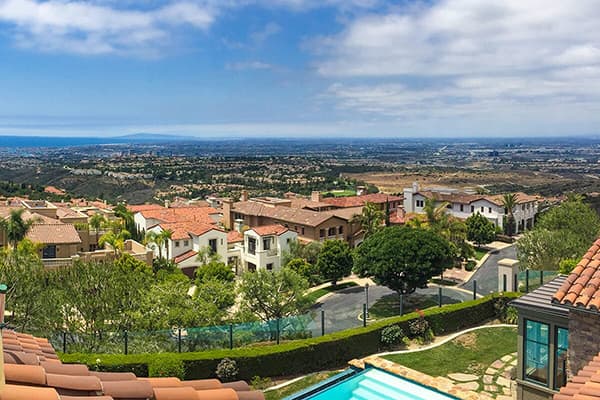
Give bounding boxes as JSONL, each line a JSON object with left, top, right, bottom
{"left": 240, "top": 224, "right": 297, "bottom": 272}
{"left": 512, "top": 238, "right": 600, "bottom": 400}
{"left": 321, "top": 192, "right": 403, "bottom": 213}
{"left": 131, "top": 204, "right": 220, "bottom": 234}
{"left": 403, "top": 182, "right": 539, "bottom": 233}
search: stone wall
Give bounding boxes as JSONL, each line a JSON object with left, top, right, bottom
{"left": 568, "top": 310, "right": 600, "bottom": 375}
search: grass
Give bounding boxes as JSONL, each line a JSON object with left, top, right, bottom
{"left": 430, "top": 278, "right": 458, "bottom": 286}
{"left": 368, "top": 293, "right": 459, "bottom": 320}
{"left": 474, "top": 248, "right": 488, "bottom": 261}
{"left": 383, "top": 327, "right": 517, "bottom": 377}
{"left": 264, "top": 371, "right": 340, "bottom": 400}
{"left": 323, "top": 190, "right": 356, "bottom": 197}
{"left": 305, "top": 282, "right": 358, "bottom": 305}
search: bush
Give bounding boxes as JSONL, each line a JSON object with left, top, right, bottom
{"left": 250, "top": 376, "right": 272, "bottom": 390}
{"left": 215, "top": 358, "right": 238, "bottom": 382}
{"left": 149, "top": 356, "right": 185, "bottom": 379}
{"left": 408, "top": 310, "right": 434, "bottom": 343}
{"left": 60, "top": 293, "right": 520, "bottom": 380}
{"left": 380, "top": 325, "right": 405, "bottom": 347}
{"left": 465, "top": 260, "right": 476, "bottom": 271}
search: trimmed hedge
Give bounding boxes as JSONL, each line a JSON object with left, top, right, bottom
{"left": 61, "top": 293, "right": 520, "bottom": 380}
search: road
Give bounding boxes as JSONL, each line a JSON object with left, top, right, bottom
{"left": 460, "top": 244, "right": 517, "bottom": 295}
{"left": 307, "top": 283, "right": 475, "bottom": 335}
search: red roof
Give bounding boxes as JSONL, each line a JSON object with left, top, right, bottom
{"left": 174, "top": 250, "right": 198, "bottom": 264}
{"left": 554, "top": 353, "right": 600, "bottom": 400}
{"left": 44, "top": 186, "right": 65, "bottom": 195}
{"left": 250, "top": 224, "right": 289, "bottom": 236}
{"left": 161, "top": 221, "right": 222, "bottom": 240}
{"left": 322, "top": 193, "right": 403, "bottom": 208}
{"left": 227, "top": 230, "right": 244, "bottom": 243}
{"left": 139, "top": 206, "right": 219, "bottom": 225}
{"left": 553, "top": 238, "right": 600, "bottom": 311}
{"left": 128, "top": 204, "right": 164, "bottom": 212}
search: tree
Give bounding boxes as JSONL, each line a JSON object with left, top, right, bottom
{"left": 0, "top": 208, "right": 37, "bottom": 249}
{"left": 282, "top": 239, "right": 321, "bottom": 266}
{"left": 238, "top": 268, "right": 310, "bottom": 323}
{"left": 353, "top": 226, "right": 454, "bottom": 298}
{"left": 501, "top": 193, "right": 518, "bottom": 236}
{"left": 559, "top": 259, "right": 578, "bottom": 275}
{"left": 285, "top": 258, "right": 320, "bottom": 286}
{"left": 159, "top": 229, "right": 173, "bottom": 260}
{"left": 315, "top": 240, "right": 353, "bottom": 286}
{"left": 465, "top": 212, "right": 496, "bottom": 248}
{"left": 89, "top": 213, "right": 106, "bottom": 245}
{"left": 195, "top": 260, "right": 234, "bottom": 284}
{"left": 517, "top": 198, "right": 600, "bottom": 270}
{"left": 350, "top": 202, "right": 384, "bottom": 239}
{"left": 99, "top": 229, "right": 131, "bottom": 256}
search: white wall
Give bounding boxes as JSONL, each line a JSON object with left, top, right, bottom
{"left": 241, "top": 230, "right": 298, "bottom": 272}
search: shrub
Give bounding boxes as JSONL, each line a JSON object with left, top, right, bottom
{"left": 465, "top": 260, "right": 476, "bottom": 271}
{"left": 380, "top": 325, "right": 405, "bottom": 347}
{"left": 502, "top": 306, "right": 518, "bottom": 324}
{"left": 149, "top": 356, "right": 184, "bottom": 379}
{"left": 60, "top": 293, "right": 520, "bottom": 380}
{"left": 215, "top": 358, "right": 238, "bottom": 382}
{"left": 250, "top": 376, "right": 272, "bottom": 390}
{"left": 408, "top": 310, "right": 434, "bottom": 343}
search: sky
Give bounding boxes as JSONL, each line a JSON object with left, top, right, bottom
{"left": 1, "top": 0, "right": 600, "bottom": 138}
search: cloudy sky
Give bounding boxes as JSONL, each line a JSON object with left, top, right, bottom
{"left": 1, "top": 0, "right": 600, "bottom": 138}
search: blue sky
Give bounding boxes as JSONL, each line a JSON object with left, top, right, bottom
{"left": 1, "top": 0, "right": 600, "bottom": 138}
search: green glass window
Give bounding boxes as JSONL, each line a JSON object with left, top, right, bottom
{"left": 525, "top": 320, "right": 549, "bottom": 385}
{"left": 554, "top": 327, "right": 569, "bottom": 389}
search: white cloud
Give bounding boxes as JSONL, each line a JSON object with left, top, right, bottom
{"left": 225, "top": 60, "right": 273, "bottom": 70}
{"left": 0, "top": 0, "right": 215, "bottom": 55}
{"left": 314, "top": 0, "right": 600, "bottom": 126}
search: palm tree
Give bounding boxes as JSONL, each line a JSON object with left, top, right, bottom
{"left": 0, "top": 209, "right": 37, "bottom": 249}
{"left": 407, "top": 198, "right": 450, "bottom": 232}
{"left": 144, "top": 229, "right": 173, "bottom": 259}
{"left": 89, "top": 213, "right": 106, "bottom": 246}
{"left": 159, "top": 229, "right": 173, "bottom": 260}
{"left": 350, "top": 202, "right": 385, "bottom": 239}
{"left": 501, "top": 193, "right": 518, "bottom": 236}
{"left": 99, "top": 229, "right": 130, "bottom": 256}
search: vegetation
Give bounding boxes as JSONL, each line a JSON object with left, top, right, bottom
{"left": 303, "top": 282, "right": 358, "bottom": 305}
{"left": 350, "top": 202, "right": 385, "bottom": 239}
{"left": 264, "top": 371, "right": 340, "bottom": 400}
{"left": 465, "top": 212, "right": 496, "bottom": 248}
{"left": 354, "top": 226, "right": 455, "bottom": 298}
{"left": 315, "top": 240, "right": 353, "bottom": 287}
{"left": 501, "top": 193, "right": 518, "bottom": 237}
{"left": 285, "top": 258, "right": 321, "bottom": 286}
{"left": 383, "top": 327, "right": 517, "bottom": 377}
{"left": 195, "top": 251, "right": 235, "bottom": 284}
{"left": 0, "top": 208, "right": 37, "bottom": 249}
{"left": 517, "top": 197, "right": 600, "bottom": 270}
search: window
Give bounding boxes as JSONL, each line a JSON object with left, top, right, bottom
{"left": 184, "top": 240, "right": 189, "bottom": 247}
{"left": 446, "top": 203, "right": 452, "bottom": 209}
{"left": 266, "top": 263, "right": 273, "bottom": 271}
{"left": 471, "top": 205, "right": 475, "bottom": 213}
{"left": 209, "top": 238, "right": 217, "bottom": 253}
{"left": 175, "top": 241, "right": 180, "bottom": 247}
{"left": 247, "top": 262, "right": 256, "bottom": 272}
{"left": 320, "top": 229, "right": 325, "bottom": 238}
{"left": 42, "top": 245, "right": 57, "bottom": 259}
{"left": 416, "top": 200, "right": 424, "bottom": 207}
{"left": 248, "top": 237, "right": 256, "bottom": 255}
{"left": 488, "top": 207, "right": 492, "bottom": 213}
{"left": 555, "top": 327, "right": 569, "bottom": 389}
{"left": 504, "top": 208, "right": 508, "bottom": 214}
{"left": 301, "top": 227, "right": 305, "bottom": 235}
{"left": 522, "top": 204, "right": 526, "bottom": 211}
{"left": 524, "top": 320, "right": 549, "bottom": 385}
{"left": 481, "top": 206, "right": 484, "bottom": 212}
{"left": 263, "top": 237, "right": 271, "bottom": 250}
{"left": 328, "top": 227, "right": 336, "bottom": 236}
{"left": 460, "top": 204, "right": 464, "bottom": 212}
{"left": 294, "top": 226, "right": 298, "bottom": 231}
{"left": 287, "top": 238, "right": 291, "bottom": 244}
{"left": 338, "top": 226, "right": 344, "bottom": 235}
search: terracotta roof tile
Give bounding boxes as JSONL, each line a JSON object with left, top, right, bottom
{"left": 160, "top": 221, "right": 222, "bottom": 240}
{"left": 232, "top": 201, "right": 336, "bottom": 227}
{"left": 174, "top": 250, "right": 198, "bottom": 264}
{"left": 555, "top": 353, "right": 600, "bottom": 400}
{"left": 27, "top": 223, "right": 81, "bottom": 245}
{"left": 250, "top": 224, "right": 289, "bottom": 236}
{"left": 322, "top": 193, "right": 403, "bottom": 208}
{"left": 227, "top": 231, "right": 244, "bottom": 244}
{"left": 138, "top": 206, "right": 219, "bottom": 225}
{"left": 553, "top": 238, "right": 600, "bottom": 312}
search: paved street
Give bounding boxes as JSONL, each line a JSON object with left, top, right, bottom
{"left": 460, "top": 245, "right": 517, "bottom": 295}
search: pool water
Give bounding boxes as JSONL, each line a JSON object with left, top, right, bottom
{"left": 292, "top": 368, "right": 460, "bottom": 400}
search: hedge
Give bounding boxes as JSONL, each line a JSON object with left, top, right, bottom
{"left": 60, "top": 293, "right": 520, "bottom": 380}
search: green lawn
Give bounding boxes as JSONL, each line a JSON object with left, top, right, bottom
{"left": 474, "top": 248, "right": 488, "bottom": 260}
{"left": 323, "top": 190, "right": 356, "bottom": 197}
{"left": 264, "top": 371, "right": 339, "bottom": 400}
{"left": 383, "top": 327, "right": 517, "bottom": 377}
{"left": 368, "top": 293, "right": 459, "bottom": 320}
{"left": 305, "top": 282, "right": 358, "bottom": 305}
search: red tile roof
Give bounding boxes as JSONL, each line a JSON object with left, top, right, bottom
{"left": 322, "top": 193, "right": 403, "bottom": 208}
{"left": 227, "top": 231, "right": 244, "bottom": 244}
{"left": 27, "top": 223, "right": 82, "bottom": 245}
{"left": 554, "top": 353, "right": 600, "bottom": 400}
{"left": 174, "top": 250, "right": 198, "bottom": 264}
{"left": 138, "top": 206, "right": 219, "bottom": 225}
{"left": 44, "top": 186, "right": 65, "bottom": 195}
{"left": 250, "top": 224, "right": 289, "bottom": 236}
{"left": 127, "top": 204, "right": 164, "bottom": 213}
{"left": 161, "top": 221, "right": 222, "bottom": 240}
{"left": 418, "top": 191, "right": 539, "bottom": 206}
{"left": 553, "top": 238, "right": 600, "bottom": 311}
{"left": 232, "top": 201, "right": 336, "bottom": 227}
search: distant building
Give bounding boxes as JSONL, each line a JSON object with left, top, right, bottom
{"left": 403, "top": 182, "right": 539, "bottom": 233}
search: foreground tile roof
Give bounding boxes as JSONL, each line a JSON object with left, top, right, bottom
{"left": 232, "top": 201, "right": 335, "bottom": 227}
{"left": 27, "top": 224, "right": 82, "bottom": 245}
{"left": 553, "top": 238, "right": 600, "bottom": 311}
{"left": 249, "top": 224, "right": 289, "bottom": 236}
{"left": 554, "top": 353, "right": 600, "bottom": 400}
{"left": 160, "top": 221, "right": 222, "bottom": 240}
{"left": 322, "top": 193, "right": 403, "bottom": 208}
{"left": 174, "top": 250, "right": 198, "bottom": 264}
{"left": 139, "top": 206, "right": 219, "bottom": 226}
{"left": 227, "top": 231, "right": 244, "bottom": 244}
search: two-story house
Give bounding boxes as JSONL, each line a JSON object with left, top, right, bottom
{"left": 239, "top": 224, "right": 297, "bottom": 273}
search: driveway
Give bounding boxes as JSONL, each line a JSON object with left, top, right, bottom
{"left": 460, "top": 244, "right": 517, "bottom": 295}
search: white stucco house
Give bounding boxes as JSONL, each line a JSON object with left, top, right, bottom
{"left": 403, "top": 182, "right": 539, "bottom": 234}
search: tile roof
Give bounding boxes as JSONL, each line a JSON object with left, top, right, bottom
{"left": 554, "top": 353, "right": 600, "bottom": 400}
{"left": 250, "top": 224, "right": 289, "bottom": 236}
{"left": 1, "top": 330, "right": 265, "bottom": 400}
{"left": 323, "top": 206, "right": 364, "bottom": 221}
{"left": 417, "top": 191, "right": 539, "bottom": 206}
{"left": 44, "top": 186, "right": 66, "bottom": 195}
{"left": 174, "top": 250, "right": 198, "bottom": 264}
{"left": 227, "top": 231, "right": 244, "bottom": 244}
{"left": 322, "top": 193, "right": 403, "bottom": 208}
{"left": 27, "top": 223, "right": 82, "bottom": 245}
{"left": 553, "top": 238, "right": 600, "bottom": 311}
{"left": 127, "top": 204, "right": 164, "bottom": 213}
{"left": 138, "top": 206, "right": 219, "bottom": 226}
{"left": 512, "top": 275, "right": 569, "bottom": 316}
{"left": 160, "top": 221, "right": 222, "bottom": 240}
{"left": 232, "top": 201, "right": 336, "bottom": 227}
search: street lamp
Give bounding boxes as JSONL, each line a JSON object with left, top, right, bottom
{"left": 364, "top": 283, "right": 369, "bottom": 319}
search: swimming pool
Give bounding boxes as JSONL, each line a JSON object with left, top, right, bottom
{"left": 284, "top": 367, "right": 461, "bottom": 400}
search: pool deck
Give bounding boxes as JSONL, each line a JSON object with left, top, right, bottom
{"left": 349, "top": 356, "right": 481, "bottom": 400}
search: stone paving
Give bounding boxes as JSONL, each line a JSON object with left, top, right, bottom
{"left": 446, "top": 352, "right": 518, "bottom": 399}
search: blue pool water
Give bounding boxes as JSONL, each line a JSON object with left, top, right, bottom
{"left": 286, "top": 368, "right": 460, "bottom": 400}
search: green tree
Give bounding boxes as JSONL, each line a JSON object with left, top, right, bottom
{"left": 501, "top": 193, "right": 518, "bottom": 237}
{"left": 99, "top": 229, "right": 131, "bottom": 256}
{"left": 353, "top": 226, "right": 454, "bottom": 297}
{"left": 465, "top": 212, "right": 496, "bottom": 248}
{"left": 350, "top": 202, "right": 385, "bottom": 239}
{"left": 238, "top": 268, "right": 310, "bottom": 323}
{"left": 195, "top": 260, "right": 235, "bottom": 284}
{"left": 558, "top": 259, "right": 578, "bottom": 275}
{"left": 0, "top": 208, "right": 37, "bottom": 249}
{"left": 517, "top": 198, "right": 600, "bottom": 270}
{"left": 285, "top": 258, "right": 320, "bottom": 286}
{"left": 281, "top": 240, "right": 322, "bottom": 266}
{"left": 89, "top": 213, "right": 107, "bottom": 245}
{"left": 315, "top": 240, "right": 353, "bottom": 286}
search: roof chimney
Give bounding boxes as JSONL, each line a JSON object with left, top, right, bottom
{"left": 240, "top": 190, "right": 249, "bottom": 202}
{"left": 311, "top": 191, "right": 322, "bottom": 203}
{"left": 164, "top": 200, "right": 171, "bottom": 208}
{"left": 356, "top": 186, "right": 367, "bottom": 196}
{"left": 222, "top": 198, "right": 233, "bottom": 230}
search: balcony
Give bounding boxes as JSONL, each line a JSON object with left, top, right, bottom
{"left": 266, "top": 248, "right": 278, "bottom": 257}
